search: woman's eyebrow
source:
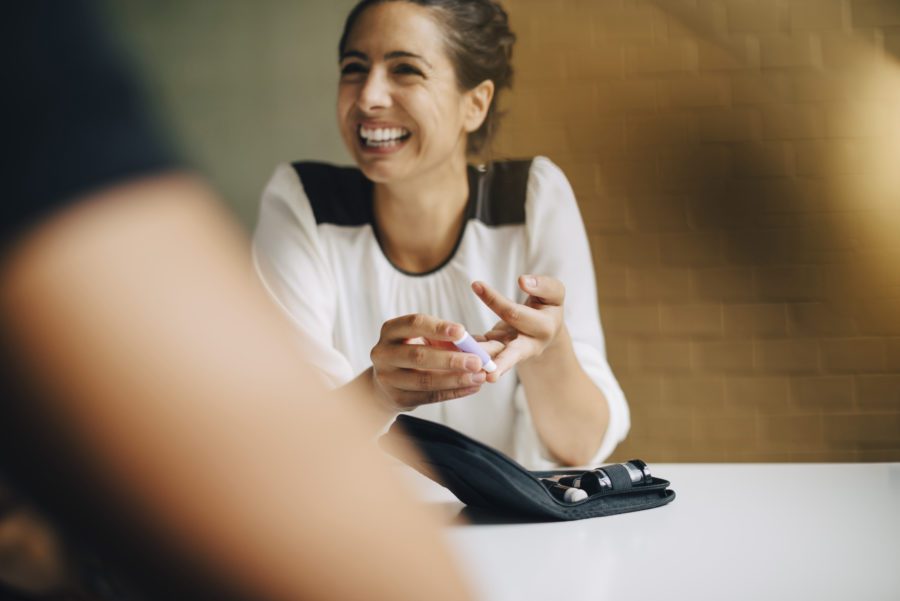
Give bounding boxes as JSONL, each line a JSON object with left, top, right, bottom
{"left": 340, "top": 49, "right": 433, "bottom": 69}
{"left": 340, "top": 50, "right": 369, "bottom": 62}
{"left": 385, "top": 50, "right": 432, "bottom": 68}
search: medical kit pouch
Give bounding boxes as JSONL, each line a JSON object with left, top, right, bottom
{"left": 382, "top": 414, "right": 675, "bottom": 521}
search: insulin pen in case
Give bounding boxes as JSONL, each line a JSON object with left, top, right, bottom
{"left": 541, "top": 479, "right": 588, "bottom": 503}
{"left": 452, "top": 330, "right": 497, "bottom": 372}
{"left": 559, "top": 460, "right": 653, "bottom": 494}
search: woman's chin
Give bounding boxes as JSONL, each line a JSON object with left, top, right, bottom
{"left": 355, "top": 155, "right": 410, "bottom": 184}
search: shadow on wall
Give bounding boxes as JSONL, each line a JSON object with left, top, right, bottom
{"left": 493, "top": 0, "right": 900, "bottom": 462}
{"left": 657, "top": 0, "right": 900, "bottom": 289}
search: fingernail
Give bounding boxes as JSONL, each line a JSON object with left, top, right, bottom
{"left": 464, "top": 356, "right": 482, "bottom": 372}
{"left": 471, "top": 281, "right": 484, "bottom": 295}
{"left": 446, "top": 324, "right": 463, "bottom": 339}
{"left": 471, "top": 372, "right": 487, "bottom": 383}
{"left": 525, "top": 276, "right": 537, "bottom": 289}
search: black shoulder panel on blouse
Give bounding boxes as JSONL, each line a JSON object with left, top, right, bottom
{"left": 293, "top": 158, "right": 534, "bottom": 227}
{"left": 467, "top": 159, "right": 533, "bottom": 226}
{"left": 292, "top": 162, "right": 374, "bottom": 226}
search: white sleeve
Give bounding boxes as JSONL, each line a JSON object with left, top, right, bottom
{"left": 251, "top": 163, "right": 356, "bottom": 387}
{"left": 513, "top": 156, "right": 630, "bottom": 468}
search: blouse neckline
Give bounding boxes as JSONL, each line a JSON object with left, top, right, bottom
{"left": 369, "top": 164, "right": 482, "bottom": 278}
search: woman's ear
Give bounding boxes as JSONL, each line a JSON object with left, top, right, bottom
{"left": 462, "top": 79, "right": 495, "bottom": 133}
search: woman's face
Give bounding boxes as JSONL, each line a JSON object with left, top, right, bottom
{"left": 337, "top": 2, "right": 478, "bottom": 184}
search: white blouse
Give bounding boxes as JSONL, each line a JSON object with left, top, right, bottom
{"left": 252, "top": 156, "right": 629, "bottom": 469}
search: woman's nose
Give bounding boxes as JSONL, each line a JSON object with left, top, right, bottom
{"left": 357, "top": 69, "right": 392, "bottom": 112}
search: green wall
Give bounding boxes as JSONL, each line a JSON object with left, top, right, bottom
{"left": 101, "top": 0, "right": 358, "bottom": 228}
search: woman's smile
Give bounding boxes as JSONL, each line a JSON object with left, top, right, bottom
{"left": 357, "top": 122, "right": 412, "bottom": 154}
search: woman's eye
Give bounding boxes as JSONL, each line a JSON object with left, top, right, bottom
{"left": 393, "top": 63, "right": 423, "bottom": 77}
{"left": 340, "top": 63, "right": 366, "bottom": 76}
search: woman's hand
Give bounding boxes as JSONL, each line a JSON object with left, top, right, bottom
{"left": 472, "top": 275, "right": 566, "bottom": 382}
{"left": 369, "top": 313, "right": 503, "bottom": 412}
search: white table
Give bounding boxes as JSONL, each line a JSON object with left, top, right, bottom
{"left": 404, "top": 463, "right": 900, "bottom": 601}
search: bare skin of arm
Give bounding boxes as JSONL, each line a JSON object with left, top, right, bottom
{"left": 344, "top": 274, "right": 609, "bottom": 465}
{"left": 0, "top": 174, "right": 472, "bottom": 601}
{"left": 473, "top": 276, "right": 610, "bottom": 467}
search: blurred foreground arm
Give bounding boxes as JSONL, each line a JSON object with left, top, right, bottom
{"left": 0, "top": 174, "right": 471, "bottom": 601}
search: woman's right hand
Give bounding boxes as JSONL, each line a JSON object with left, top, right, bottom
{"left": 369, "top": 313, "right": 501, "bottom": 412}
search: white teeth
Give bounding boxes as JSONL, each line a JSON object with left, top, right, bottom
{"left": 359, "top": 126, "right": 410, "bottom": 143}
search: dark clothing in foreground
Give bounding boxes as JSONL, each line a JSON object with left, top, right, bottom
{"left": 1, "top": 2, "right": 244, "bottom": 600}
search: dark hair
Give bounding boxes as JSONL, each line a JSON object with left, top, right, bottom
{"left": 338, "top": 0, "right": 515, "bottom": 155}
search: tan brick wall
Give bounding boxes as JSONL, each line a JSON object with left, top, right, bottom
{"left": 492, "top": 0, "right": 900, "bottom": 461}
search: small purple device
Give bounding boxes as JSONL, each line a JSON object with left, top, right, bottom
{"left": 452, "top": 331, "right": 497, "bottom": 373}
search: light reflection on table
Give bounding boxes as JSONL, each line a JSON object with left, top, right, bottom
{"left": 401, "top": 463, "right": 900, "bottom": 601}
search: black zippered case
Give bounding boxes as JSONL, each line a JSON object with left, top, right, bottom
{"left": 382, "top": 414, "right": 675, "bottom": 521}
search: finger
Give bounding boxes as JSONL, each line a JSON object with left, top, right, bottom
{"left": 519, "top": 274, "right": 565, "bottom": 306}
{"left": 484, "top": 330, "right": 516, "bottom": 345}
{"left": 394, "top": 385, "right": 484, "bottom": 409}
{"left": 385, "top": 368, "right": 488, "bottom": 392}
{"left": 471, "top": 281, "right": 542, "bottom": 332}
{"left": 382, "top": 313, "right": 464, "bottom": 343}
{"left": 480, "top": 339, "right": 505, "bottom": 358}
{"left": 485, "top": 340, "right": 534, "bottom": 383}
{"left": 423, "top": 338, "right": 458, "bottom": 351}
{"left": 483, "top": 323, "right": 518, "bottom": 345}
{"left": 373, "top": 344, "right": 484, "bottom": 372}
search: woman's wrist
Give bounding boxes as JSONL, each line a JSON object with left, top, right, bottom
{"left": 339, "top": 367, "right": 399, "bottom": 427}
{"left": 522, "top": 324, "right": 575, "bottom": 372}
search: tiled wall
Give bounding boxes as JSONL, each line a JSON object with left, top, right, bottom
{"left": 492, "top": 0, "right": 900, "bottom": 461}
{"left": 109, "top": 0, "right": 899, "bottom": 461}
{"left": 102, "top": 0, "right": 358, "bottom": 226}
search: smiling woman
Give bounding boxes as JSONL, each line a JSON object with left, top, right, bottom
{"left": 252, "top": 0, "right": 630, "bottom": 469}
{"left": 336, "top": 0, "right": 509, "bottom": 180}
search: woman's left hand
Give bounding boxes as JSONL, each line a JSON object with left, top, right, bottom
{"left": 471, "top": 275, "right": 565, "bottom": 382}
